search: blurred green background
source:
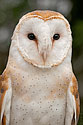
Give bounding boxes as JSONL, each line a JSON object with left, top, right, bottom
{"left": 0, "top": 0, "right": 83, "bottom": 124}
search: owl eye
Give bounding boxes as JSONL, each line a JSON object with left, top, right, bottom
{"left": 53, "top": 34, "right": 60, "bottom": 40}
{"left": 28, "top": 33, "right": 36, "bottom": 40}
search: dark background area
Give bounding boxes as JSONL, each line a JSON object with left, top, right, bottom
{"left": 0, "top": 0, "right": 83, "bottom": 124}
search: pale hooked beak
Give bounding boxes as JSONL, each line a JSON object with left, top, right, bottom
{"left": 41, "top": 51, "right": 48, "bottom": 62}
{"left": 38, "top": 38, "right": 52, "bottom": 63}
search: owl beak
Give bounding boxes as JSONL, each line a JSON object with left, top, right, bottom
{"left": 38, "top": 39, "right": 52, "bottom": 63}
{"left": 41, "top": 52, "right": 48, "bottom": 63}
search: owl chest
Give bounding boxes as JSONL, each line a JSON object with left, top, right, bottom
{"left": 11, "top": 68, "right": 68, "bottom": 102}
{"left": 10, "top": 67, "right": 70, "bottom": 125}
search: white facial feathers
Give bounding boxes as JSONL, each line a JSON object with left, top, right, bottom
{"left": 11, "top": 11, "right": 72, "bottom": 68}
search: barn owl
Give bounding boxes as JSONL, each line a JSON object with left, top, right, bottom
{"left": 0, "top": 10, "right": 80, "bottom": 125}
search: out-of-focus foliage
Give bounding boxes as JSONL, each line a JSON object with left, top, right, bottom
{"left": 72, "top": 20, "right": 83, "bottom": 57}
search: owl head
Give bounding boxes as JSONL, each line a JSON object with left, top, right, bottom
{"left": 10, "top": 10, "right": 72, "bottom": 68}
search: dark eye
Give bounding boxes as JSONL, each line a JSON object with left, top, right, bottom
{"left": 28, "top": 33, "right": 36, "bottom": 40}
{"left": 53, "top": 34, "right": 60, "bottom": 40}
